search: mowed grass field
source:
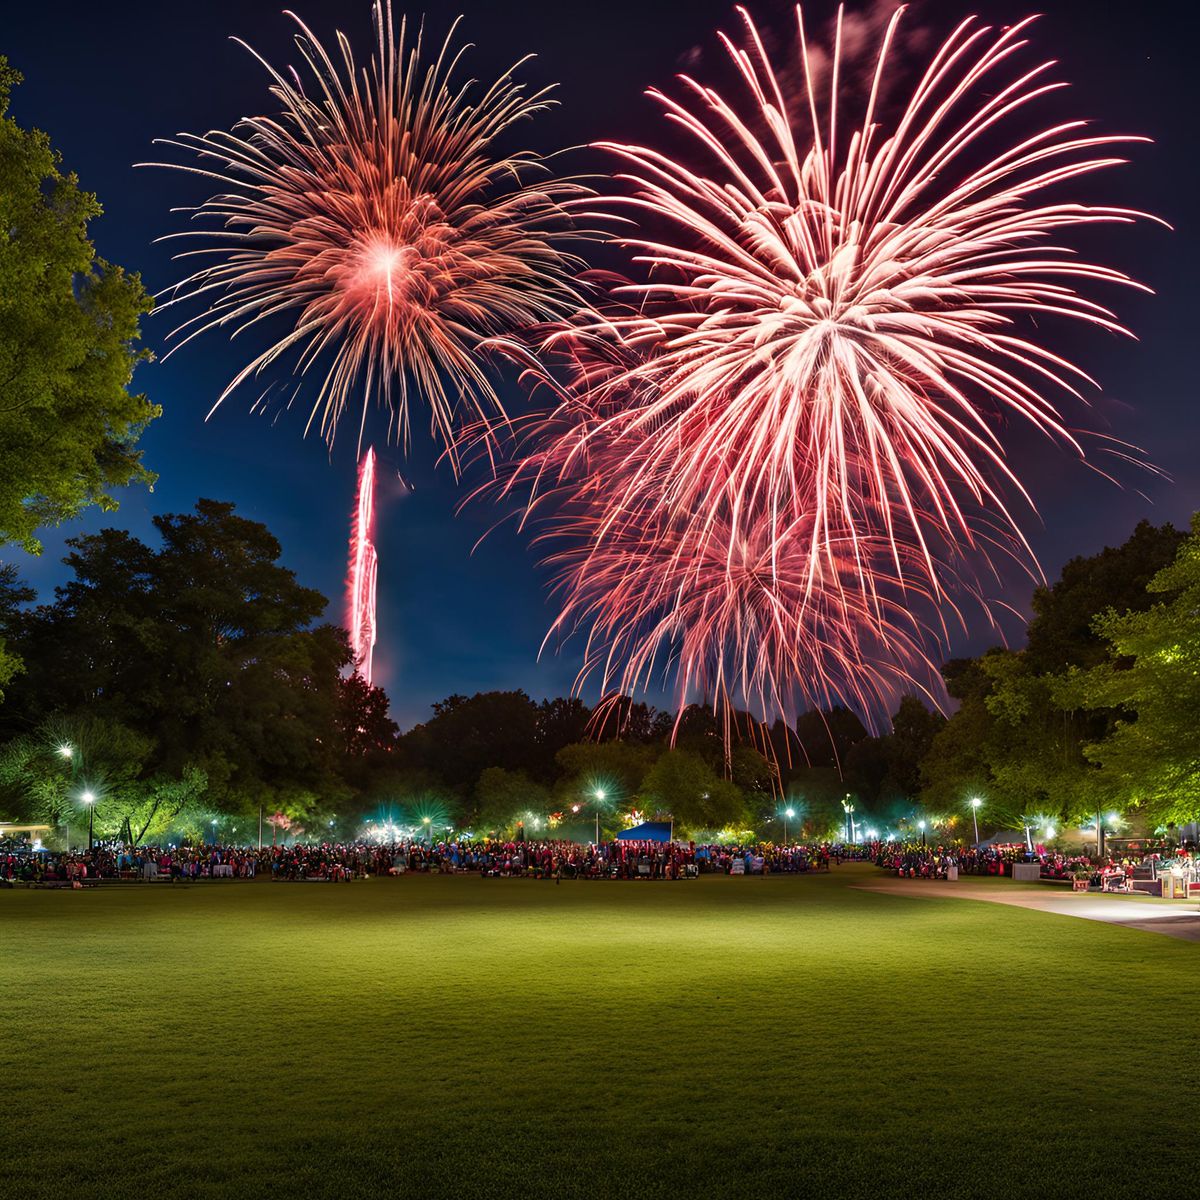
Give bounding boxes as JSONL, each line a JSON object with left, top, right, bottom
{"left": 3, "top": 865, "right": 1195, "bottom": 1200}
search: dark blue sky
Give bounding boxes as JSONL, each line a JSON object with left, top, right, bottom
{"left": 2, "top": 0, "right": 1195, "bottom": 728}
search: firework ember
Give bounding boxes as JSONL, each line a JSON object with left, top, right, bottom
{"left": 145, "top": 1, "right": 582, "bottom": 461}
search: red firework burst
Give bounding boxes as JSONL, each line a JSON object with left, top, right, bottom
{"left": 578, "top": 5, "right": 1161, "bottom": 587}
{"left": 145, "top": 1, "right": 583, "bottom": 461}
{"left": 489, "top": 5, "right": 1160, "bottom": 731}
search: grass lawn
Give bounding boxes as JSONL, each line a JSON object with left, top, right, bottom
{"left": 3, "top": 865, "right": 1195, "bottom": 1199}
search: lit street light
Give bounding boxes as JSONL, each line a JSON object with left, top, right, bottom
{"left": 784, "top": 806, "right": 795, "bottom": 845}
{"left": 81, "top": 789, "right": 96, "bottom": 851}
{"left": 918, "top": 818, "right": 927, "bottom": 849}
{"left": 593, "top": 788, "right": 606, "bottom": 844}
{"left": 58, "top": 744, "right": 74, "bottom": 760}
{"left": 970, "top": 797, "right": 982, "bottom": 845}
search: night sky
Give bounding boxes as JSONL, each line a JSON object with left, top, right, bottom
{"left": 2, "top": 0, "right": 1195, "bottom": 728}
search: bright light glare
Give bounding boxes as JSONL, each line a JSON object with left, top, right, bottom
{"left": 81, "top": 790, "right": 95, "bottom": 805}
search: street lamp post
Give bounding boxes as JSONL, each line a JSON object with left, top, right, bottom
{"left": 918, "top": 819, "right": 927, "bottom": 849}
{"left": 81, "top": 790, "right": 96, "bottom": 851}
{"left": 970, "top": 797, "right": 982, "bottom": 845}
{"left": 594, "top": 788, "right": 606, "bottom": 845}
{"left": 60, "top": 744, "right": 75, "bottom": 849}
{"left": 784, "top": 807, "right": 795, "bottom": 845}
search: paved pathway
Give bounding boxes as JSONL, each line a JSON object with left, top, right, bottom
{"left": 854, "top": 879, "right": 1200, "bottom": 942}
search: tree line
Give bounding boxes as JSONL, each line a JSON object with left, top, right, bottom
{"left": 3, "top": 495, "right": 1199, "bottom": 845}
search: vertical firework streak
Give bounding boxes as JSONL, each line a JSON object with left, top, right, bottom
{"left": 348, "top": 447, "right": 379, "bottom": 685}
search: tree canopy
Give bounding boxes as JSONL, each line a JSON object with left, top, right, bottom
{"left": 0, "top": 59, "right": 158, "bottom": 554}
{"left": 1057, "top": 515, "right": 1200, "bottom": 825}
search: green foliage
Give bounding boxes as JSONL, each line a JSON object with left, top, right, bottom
{"left": 920, "top": 522, "right": 1184, "bottom": 829}
{"left": 474, "top": 766, "right": 549, "bottom": 836}
{"left": 0, "top": 500, "right": 396, "bottom": 822}
{"left": 638, "top": 748, "right": 748, "bottom": 833}
{"left": 1057, "top": 514, "right": 1200, "bottom": 824}
{"left": 553, "top": 739, "right": 657, "bottom": 809}
{"left": 0, "top": 561, "right": 34, "bottom": 698}
{"left": 0, "top": 60, "right": 158, "bottom": 552}
{"left": 1024, "top": 520, "right": 1184, "bottom": 672}
{"left": 402, "top": 691, "right": 540, "bottom": 793}
{"left": 0, "top": 711, "right": 159, "bottom": 839}
{"left": 793, "top": 705, "right": 869, "bottom": 770}
{"left": 846, "top": 695, "right": 945, "bottom": 806}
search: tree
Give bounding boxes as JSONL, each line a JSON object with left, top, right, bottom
{"left": 793, "top": 706, "right": 869, "bottom": 771}
{"left": 1025, "top": 520, "right": 1184, "bottom": 672}
{"left": 338, "top": 672, "right": 398, "bottom": 758}
{"left": 473, "top": 766, "right": 549, "bottom": 835}
{"left": 1057, "top": 515, "right": 1200, "bottom": 826}
{"left": 919, "top": 522, "right": 1184, "bottom": 825}
{"left": 402, "top": 691, "right": 541, "bottom": 792}
{"left": 532, "top": 697, "right": 592, "bottom": 777}
{"left": 886, "top": 696, "right": 946, "bottom": 800}
{"left": 589, "top": 695, "right": 672, "bottom": 744}
{"left": 0, "top": 562, "right": 33, "bottom": 698}
{"left": 920, "top": 658, "right": 993, "bottom": 812}
{"left": 0, "top": 711, "right": 158, "bottom": 838}
{"left": 0, "top": 500, "right": 360, "bottom": 813}
{"left": 638, "top": 749, "right": 748, "bottom": 834}
{"left": 554, "top": 740, "right": 657, "bottom": 810}
{"left": 0, "top": 60, "right": 157, "bottom": 552}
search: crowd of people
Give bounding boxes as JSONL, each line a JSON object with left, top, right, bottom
{"left": 876, "top": 843, "right": 1027, "bottom": 878}
{"left": 2, "top": 834, "right": 1189, "bottom": 891}
{"left": 873, "top": 840, "right": 1196, "bottom": 889}
{"left": 2, "top": 834, "right": 879, "bottom": 886}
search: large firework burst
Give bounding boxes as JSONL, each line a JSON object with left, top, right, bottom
{"left": 146, "top": 2, "right": 582, "bottom": 459}
{"left": 588, "top": 5, "right": 1156, "bottom": 583}
{"left": 493, "top": 5, "right": 1158, "bottom": 731}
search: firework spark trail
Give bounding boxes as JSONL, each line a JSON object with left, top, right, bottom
{"left": 143, "top": 1, "right": 584, "bottom": 463}
{"left": 486, "top": 4, "right": 1160, "bottom": 735}
{"left": 349, "top": 446, "right": 379, "bottom": 684}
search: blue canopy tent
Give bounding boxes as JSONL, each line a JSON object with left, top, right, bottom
{"left": 616, "top": 821, "right": 673, "bottom": 843}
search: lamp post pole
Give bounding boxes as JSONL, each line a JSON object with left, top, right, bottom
{"left": 970, "top": 798, "right": 982, "bottom": 846}
{"left": 82, "top": 790, "right": 96, "bottom": 851}
{"left": 60, "top": 744, "right": 75, "bottom": 850}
